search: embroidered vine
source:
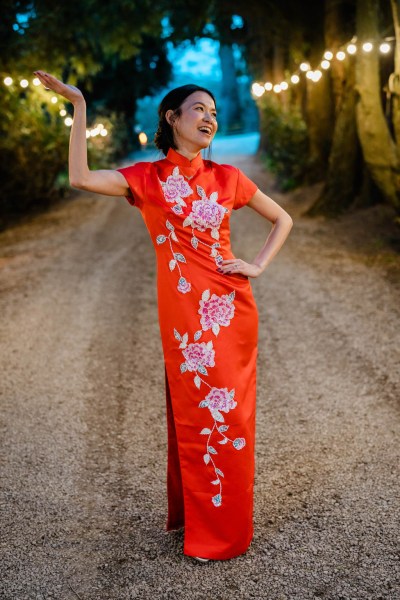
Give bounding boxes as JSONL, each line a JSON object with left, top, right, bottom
{"left": 173, "top": 288, "right": 246, "bottom": 508}
{"left": 156, "top": 219, "right": 191, "bottom": 294}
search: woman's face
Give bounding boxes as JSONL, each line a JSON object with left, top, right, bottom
{"left": 166, "top": 91, "right": 218, "bottom": 152}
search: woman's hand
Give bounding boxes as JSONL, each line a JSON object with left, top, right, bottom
{"left": 33, "top": 70, "right": 85, "bottom": 105}
{"left": 217, "top": 258, "right": 263, "bottom": 279}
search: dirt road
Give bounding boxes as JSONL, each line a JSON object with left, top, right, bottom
{"left": 1, "top": 153, "right": 399, "bottom": 599}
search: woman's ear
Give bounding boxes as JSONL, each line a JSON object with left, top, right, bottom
{"left": 165, "top": 109, "right": 177, "bottom": 127}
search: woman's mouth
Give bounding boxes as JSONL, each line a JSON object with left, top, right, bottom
{"left": 198, "top": 126, "right": 212, "bottom": 136}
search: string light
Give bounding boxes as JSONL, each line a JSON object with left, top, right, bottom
{"left": 251, "top": 35, "right": 395, "bottom": 98}
{"left": 1, "top": 73, "right": 109, "bottom": 137}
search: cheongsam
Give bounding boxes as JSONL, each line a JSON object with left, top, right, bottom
{"left": 117, "top": 146, "right": 259, "bottom": 560}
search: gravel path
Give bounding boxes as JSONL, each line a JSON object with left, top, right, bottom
{"left": 0, "top": 153, "right": 399, "bottom": 599}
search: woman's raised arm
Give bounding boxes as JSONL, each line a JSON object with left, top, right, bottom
{"left": 33, "top": 71, "right": 129, "bottom": 197}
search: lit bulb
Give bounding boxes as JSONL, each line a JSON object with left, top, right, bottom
{"left": 139, "top": 132, "right": 148, "bottom": 145}
{"left": 379, "top": 43, "right": 390, "bottom": 54}
{"left": 251, "top": 83, "right": 265, "bottom": 97}
{"left": 336, "top": 51, "right": 346, "bottom": 61}
{"left": 273, "top": 84, "right": 282, "bottom": 93}
{"left": 324, "top": 51, "right": 333, "bottom": 60}
{"left": 59, "top": 109, "right": 67, "bottom": 117}
{"left": 280, "top": 81, "right": 288, "bottom": 90}
{"left": 33, "top": 77, "right": 41, "bottom": 86}
{"left": 4, "top": 77, "right": 13, "bottom": 86}
{"left": 362, "top": 42, "right": 373, "bottom": 52}
{"left": 321, "top": 60, "right": 330, "bottom": 70}
{"left": 100, "top": 129, "right": 107, "bottom": 137}
{"left": 86, "top": 130, "right": 90, "bottom": 138}
{"left": 64, "top": 117, "right": 73, "bottom": 126}
{"left": 313, "top": 70, "right": 322, "bottom": 81}
{"left": 51, "top": 96, "right": 58, "bottom": 104}
{"left": 306, "top": 70, "right": 314, "bottom": 80}
{"left": 264, "top": 82, "right": 273, "bottom": 91}
{"left": 300, "top": 62, "right": 310, "bottom": 72}
{"left": 291, "top": 74, "right": 300, "bottom": 84}
{"left": 347, "top": 44, "right": 357, "bottom": 55}
{"left": 20, "top": 79, "right": 29, "bottom": 88}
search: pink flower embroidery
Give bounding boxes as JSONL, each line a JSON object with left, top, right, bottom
{"left": 198, "top": 289, "right": 235, "bottom": 336}
{"left": 159, "top": 166, "right": 193, "bottom": 207}
{"left": 177, "top": 277, "right": 191, "bottom": 293}
{"left": 183, "top": 185, "right": 228, "bottom": 240}
{"left": 233, "top": 437, "right": 246, "bottom": 450}
{"left": 182, "top": 342, "right": 215, "bottom": 372}
{"left": 204, "top": 387, "right": 237, "bottom": 415}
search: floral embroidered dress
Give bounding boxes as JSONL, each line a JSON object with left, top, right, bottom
{"left": 117, "top": 147, "right": 259, "bottom": 560}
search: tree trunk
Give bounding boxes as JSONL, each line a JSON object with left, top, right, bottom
{"left": 218, "top": 43, "right": 242, "bottom": 134}
{"left": 306, "top": 0, "right": 359, "bottom": 215}
{"left": 355, "top": 0, "right": 400, "bottom": 210}
{"left": 389, "top": 0, "right": 400, "bottom": 145}
{"left": 305, "top": 42, "right": 334, "bottom": 182}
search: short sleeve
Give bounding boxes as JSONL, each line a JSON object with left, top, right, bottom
{"left": 116, "top": 162, "right": 148, "bottom": 210}
{"left": 233, "top": 167, "right": 258, "bottom": 210}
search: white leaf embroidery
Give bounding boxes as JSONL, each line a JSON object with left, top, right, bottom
{"left": 156, "top": 235, "right": 167, "bottom": 244}
{"left": 174, "top": 252, "right": 186, "bottom": 263}
{"left": 215, "top": 468, "right": 224, "bottom": 477}
{"left": 191, "top": 236, "right": 199, "bottom": 249}
{"left": 212, "top": 323, "right": 220, "bottom": 336}
{"left": 202, "top": 289, "right": 210, "bottom": 301}
{"left": 166, "top": 220, "right": 174, "bottom": 231}
{"left": 200, "top": 428, "right": 212, "bottom": 435}
{"left": 209, "top": 191, "right": 218, "bottom": 202}
{"left": 212, "top": 410, "right": 224, "bottom": 422}
{"left": 203, "top": 453, "right": 211, "bottom": 465}
{"left": 194, "top": 375, "right": 201, "bottom": 388}
{"left": 171, "top": 231, "right": 178, "bottom": 242}
{"left": 197, "top": 185, "right": 207, "bottom": 199}
{"left": 194, "top": 330, "right": 202, "bottom": 341}
{"left": 208, "top": 446, "right": 217, "bottom": 454}
{"left": 180, "top": 362, "right": 188, "bottom": 373}
{"left": 173, "top": 328, "right": 182, "bottom": 341}
{"left": 169, "top": 259, "right": 177, "bottom": 271}
{"left": 183, "top": 217, "right": 192, "bottom": 227}
{"left": 218, "top": 425, "right": 229, "bottom": 432}
{"left": 172, "top": 204, "right": 183, "bottom": 214}
{"left": 211, "top": 479, "right": 220, "bottom": 485}
{"left": 211, "top": 228, "right": 219, "bottom": 240}
{"left": 218, "top": 438, "right": 228, "bottom": 444}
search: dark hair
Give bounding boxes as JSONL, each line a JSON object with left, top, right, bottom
{"left": 154, "top": 84, "right": 217, "bottom": 160}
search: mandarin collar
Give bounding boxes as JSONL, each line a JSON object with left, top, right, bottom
{"left": 166, "top": 147, "right": 204, "bottom": 176}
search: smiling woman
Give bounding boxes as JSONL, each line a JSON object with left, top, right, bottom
{"left": 115, "top": 84, "right": 293, "bottom": 563}
{"left": 32, "top": 72, "right": 293, "bottom": 563}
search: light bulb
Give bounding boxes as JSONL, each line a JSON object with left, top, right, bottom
{"left": 324, "top": 51, "right": 333, "bottom": 60}
{"left": 379, "top": 43, "right": 390, "bottom": 54}
{"left": 4, "top": 77, "right": 13, "bottom": 86}
{"left": 362, "top": 42, "right": 373, "bottom": 52}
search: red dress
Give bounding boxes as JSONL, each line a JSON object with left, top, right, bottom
{"left": 117, "top": 147, "right": 259, "bottom": 560}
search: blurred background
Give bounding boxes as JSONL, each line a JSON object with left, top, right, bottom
{"left": 1, "top": 0, "right": 400, "bottom": 233}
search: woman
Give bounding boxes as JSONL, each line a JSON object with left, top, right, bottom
{"left": 33, "top": 71, "right": 293, "bottom": 562}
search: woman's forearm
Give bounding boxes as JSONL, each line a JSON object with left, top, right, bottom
{"left": 252, "top": 216, "right": 293, "bottom": 273}
{"left": 69, "top": 99, "right": 90, "bottom": 187}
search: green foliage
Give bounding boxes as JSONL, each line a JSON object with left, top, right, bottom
{"left": 0, "top": 83, "right": 122, "bottom": 226}
{"left": 0, "top": 0, "right": 173, "bottom": 224}
{"left": 259, "top": 98, "right": 309, "bottom": 191}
